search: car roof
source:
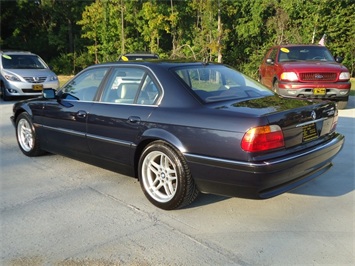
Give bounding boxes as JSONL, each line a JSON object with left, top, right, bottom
{"left": 90, "top": 61, "right": 218, "bottom": 69}
{"left": 118, "top": 52, "right": 159, "bottom": 61}
{"left": 87, "top": 60, "right": 227, "bottom": 72}
{"left": 272, "top": 44, "right": 326, "bottom": 49}
{"left": 122, "top": 52, "right": 159, "bottom": 56}
{"left": 1, "top": 50, "right": 33, "bottom": 54}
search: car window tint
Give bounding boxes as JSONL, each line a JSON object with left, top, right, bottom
{"left": 173, "top": 65, "right": 272, "bottom": 103}
{"left": 1, "top": 54, "right": 47, "bottom": 69}
{"left": 137, "top": 75, "right": 160, "bottom": 105}
{"left": 278, "top": 46, "right": 335, "bottom": 62}
{"left": 101, "top": 67, "right": 160, "bottom": 105}
{"left": 61, "top": 67, "right": 109, "bottom": 101}
{"left": 268, "top": 48, "right": 277, "bottom": 61}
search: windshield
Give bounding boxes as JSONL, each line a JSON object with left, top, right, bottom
{"left": 1, "top": 54, "right": 47, "bottom": 69}
{"left": 278, "top": 46, "right": 335, "bottom": 62}
{"left": 173, "top": 65, "right": 273, "bottom": 103}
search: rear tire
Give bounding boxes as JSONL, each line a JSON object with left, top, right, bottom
{"left": 138, "top": 141, "right": 199, "bottom": 210}
{"left": 16, "top": 113, "right": 45, "bottom": 156}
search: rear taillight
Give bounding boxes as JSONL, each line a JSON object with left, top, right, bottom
{"left": 241, "top": 125, "right": 285, "bottom": 152}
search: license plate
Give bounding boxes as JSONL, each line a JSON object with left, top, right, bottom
{"left": 303, "top": 123, "right": 318, "bottom": 142}
{"left": 313, "top": 88, "right": 326, "bottom": 95}
{"left": 32, "top": 84, "right": 43, "bottom": 91}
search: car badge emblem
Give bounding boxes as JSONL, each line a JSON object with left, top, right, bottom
{"left": 33, "top": 77, "right": 39, "bottom": 82}
{"left": 311, "top": 111, "right": 317, "bottom": 120}
{"left": 314, "top": 74, "right": 323, "bottom": 79}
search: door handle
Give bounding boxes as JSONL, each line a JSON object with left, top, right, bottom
{"left": 76, "top": 110, "right": 87, "bottom": 118}
{"left": 128, "top": 116, "right": 141, "bottom": 123}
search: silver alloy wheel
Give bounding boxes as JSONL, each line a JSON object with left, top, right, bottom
{"left": 17, "top": 118, "right": 34, "bottom": 152}
{"left": 141, "top": 150, "right": 178, "bottom": 203}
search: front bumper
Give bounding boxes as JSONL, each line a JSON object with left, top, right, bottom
{"left": 278, "top": 81, "right": 350, "bottom": 101}
{"left": 184, "top": 133, "right": 344, "bottom": 199}
{"left": 3, "top": 80, "right": 59, "bottom": 96}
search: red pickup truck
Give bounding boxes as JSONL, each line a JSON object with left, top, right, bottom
{"left": 258, "top": 44, "right": 351, "bottom": 109}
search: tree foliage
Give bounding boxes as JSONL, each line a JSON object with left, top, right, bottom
{"left": 1, "top": 0, "right": 354, "bottom": 76}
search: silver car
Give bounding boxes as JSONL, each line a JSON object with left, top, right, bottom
{"left": 0, "top": 50, "right": 59, "bottom": 101}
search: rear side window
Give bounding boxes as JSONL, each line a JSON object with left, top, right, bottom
{"left": 101, "top": 67, "right": 160, "bottom": 105}
{"left": 61, "top": 67, "right": 109, "bottom": 101}
{"left": 173, "top": 65, "right": 272, "bottom": 103}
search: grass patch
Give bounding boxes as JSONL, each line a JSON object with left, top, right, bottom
{"left": 351, "top": 78, "right": 355, "bottom": 96}
{"left": 58, "top": 75, "right": 73, "bottom": 87}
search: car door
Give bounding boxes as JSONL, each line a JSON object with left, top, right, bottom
{"left": 261, "top": 48, "right": 278, "bottom": 88}
{"left": 41, "top": 66, "right": 110, "bottom": 156}
{"left": 86, "top": 66, "right": 161, "bottom": 167}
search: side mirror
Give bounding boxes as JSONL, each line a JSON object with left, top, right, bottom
{"left": 43, "top": 88, "right": 56, "bottom": 99}
{"left": 335, "top": 56, "right": 343, "bottom": 63}
{"left": 266, "top": 58, "right": 274, "bottom": 65}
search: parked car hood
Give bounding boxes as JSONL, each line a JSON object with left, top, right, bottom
{"left": 4, "top": 68, "right": 55, "bottom": 77}
{"left": 279, "top": 61, "right": 347, "bottom": 72}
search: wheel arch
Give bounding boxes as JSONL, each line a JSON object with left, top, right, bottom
{"left": 133, "top": 128, "right": 187, "bottom": 179}
{"left": 272, "top": 76, "right": 279, "bottom": 86}
{"left": 13, "top": 106, "right": 33, "bottom": 124}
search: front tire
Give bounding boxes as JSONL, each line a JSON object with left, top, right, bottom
{"left": 138, "top": 141, "right": 199, "bottom": 210}
{"left": 16, "top": 113, "right": 45, "bottom": 156}
{"left": 273, "top": 80, "right": 280, "bottom": 94}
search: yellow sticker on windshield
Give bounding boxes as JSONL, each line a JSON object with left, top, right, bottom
{"left": 2, "top": 54, "right": 12, "bottom": 59}
{"left": 121, "top": 56, "right": 129, "bottom": 61}
{"left": 280, "top": 48, "right": 290, "bottom": 53}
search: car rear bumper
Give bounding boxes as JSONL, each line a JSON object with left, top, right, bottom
{"left": 184, "top": 133, "right": 344, "bottom": 199}
{"left": 278, "top": 81, "right": 350, "bottom": 100}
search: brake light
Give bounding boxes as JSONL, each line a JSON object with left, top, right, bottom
{"left": 241, "top": 125, "right": 285, "bottom": 152}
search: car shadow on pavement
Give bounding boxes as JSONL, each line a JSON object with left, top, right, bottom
{"left": 289, "top": 169, "right": 355, "bottom": 198}
{"left": 344, "top": 95, "right": 355, "bottom": 109}
{"left": 186, "top": 193, "right": 230, "bottom": 209}
{"left": 290, "top": 112, "right": 354, "bottom": 198}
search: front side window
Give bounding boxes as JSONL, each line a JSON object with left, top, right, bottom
{"left": 173, "top": 65, "right": 272, "bottom": 103}
{"left": 268, "top": 49, "right": 278, "bottom": 62}
{"left": 61, "top": 67, "right": 109, "bottom": 101}
{"left": 101, "top": 67, "right": 160, "bottom": 105}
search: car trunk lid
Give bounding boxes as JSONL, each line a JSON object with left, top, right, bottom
{"left": 230, "top": 96, "right": 338, "bottom": 149}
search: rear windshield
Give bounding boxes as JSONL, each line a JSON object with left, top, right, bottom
{"left": 278, "top": 46, "right": 335, "bottom": 62}
{"left": 172, "top": 64, "right": 273, "bottom": 103}
{"left": 1, "top": 54, "right": 47, "bottom": 69}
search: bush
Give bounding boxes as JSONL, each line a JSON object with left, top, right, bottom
{"left": 50, "top": 52, "right": 94, "bottom": 75}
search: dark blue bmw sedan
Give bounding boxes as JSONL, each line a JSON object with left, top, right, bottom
{"left": 11, "top": 61, "right": 344, "bottom": 210}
